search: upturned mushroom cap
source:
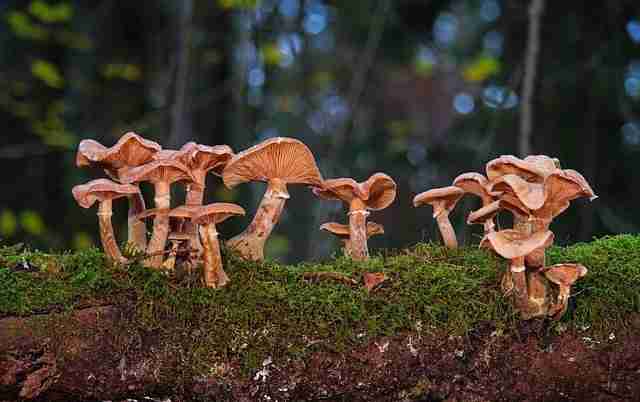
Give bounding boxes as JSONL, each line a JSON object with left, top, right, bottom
{"left": 192, "top": 203, "right": 246, "bottom": 226}
{"left": 467, "top": 200, "right": 501, "bottom": 225}
{"left": 180, "top": 142, "right": 234, "bottom": 176}
{"left": 489, "top": 174, "right": 546, "bottom": 210}
{"left": 76, "top": 132, "right": 162, "bottom": 178}
{"left": 320, "top": 222, "right": 385, "bottom": 238}
{"left": 313, "top": 173, "right": 397, "bottom": 211}
{"left": 523, "top": 155, "right": 561, "bottom": 176}
{"left": 498, "top": 195, "right": 531, "bottom": 218}
{"left": 486, "top": 155, "right": 546, "bottom": 183}
{"left": 480, "top": 229, "right": 554, "bottom": 259}
{"left": 453, "top": 172, "right": 492, "bottom": 200}
{"left": 133, "top": 208, "right": 171, "bottom": 221}
{"left": 72, "top": 179, "right": 141, "bottom": 208}
{"left": 120, "top": 159, "right": 196, "bottom": 185}
{"left": 222, "top": 137, "right": 322, "bottom": 188}
{"left": 542, "top": 263, "right": 588, "bottom": 286}
{"left": 413, "top": 186, "right": 464, "bottom": 217}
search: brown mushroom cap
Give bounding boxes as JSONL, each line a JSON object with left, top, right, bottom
{"left": 486, "top": 155, "right": 546, "bottom": 183}
{"left": 320, "top": 222, "right": 385, "bottom": 238}
{"left": 490, "top": 174, "right": 546, "bottom": 210}
{"left": 180, "top": 142, "right": 234, "bottom": 176}
{"left": 499, "top": 195, "right": 531, "bottom": 218}
{"left": 523, "top": 155, "right": 561, "bottom": 176}
{"left": 76, "top": 132, "right": 162, "bottom": 178}
{"left": 453, "top": 172, "right": 492, "bottom": 199}
{"left": 222, "top": 137, "right": 322, "bottom": 188}
{"left": 467, "top": 200, "right": 501, "bottom": 225}
{"left": 120, "top": 159, "right": 195, "bottom": 185}
{"left": 480, "top": 229, "right": 554, "bottom": 259}
{"left": 313, "top": 173, "right": 397, "bottom": 211}
{"left": 413, "top": 186, "right": 464, "bottom": 217}
{"left": 542, "top": 263, "right": 588, "bottom": 286}
{"left": 133, "top": 208, "right": 171, "bottom": 221}
{"left": 192, "top": 203, "right": 246, "bottom": 225}
{"left": 72, "top": 179, "right": 141, "bottom": 209}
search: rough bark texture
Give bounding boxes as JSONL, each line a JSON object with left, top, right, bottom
{"left": 97, "top": 200, "right": 126, "bottom": 264}
{"left": 226, "top": 183, "right": 287, "bottom": 261}
{"left": 127, "top": 191, "right": 148, "bottom": 252}
{"left": 435, "top": 213, "right": 457, "bottom": 249}
{"left": 199, "top": 224, "right": 228, "bottom": 288}
{"left": 147, "top": 182, "right": 171, "bottom": 268}
{"left": 348, "top": 211, "right": 369, "bottom": 261}
{"left": 1, "top": 307, "right": 639, "bottom": 401}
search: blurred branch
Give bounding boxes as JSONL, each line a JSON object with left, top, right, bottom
{"left": 518, "top": 0, "right": 545, "bottom": 157}
{"left": 333, "top": 0, "right": 391, "bottom": 157}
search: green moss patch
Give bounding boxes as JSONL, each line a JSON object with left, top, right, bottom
{"left": 1, "top": 235, "right": 639, "bottom": 373}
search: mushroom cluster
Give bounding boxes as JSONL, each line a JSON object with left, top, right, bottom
{"left": 73, "top": 133, "right": 397, "bottom": 288}
{"left": 72, "top": 132, "right": 242, "bottom": 288}
{"left": 414, "top": 155, "right": 596, "bottom": 319}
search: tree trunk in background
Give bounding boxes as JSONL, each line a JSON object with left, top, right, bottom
{"left": 168, "top": 0, "right": 194, "bottom": 148}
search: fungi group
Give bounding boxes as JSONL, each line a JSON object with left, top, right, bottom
{"left": 73, "top": 135, "right": 596, "bottom": 321}
{"left": 413, "top": 155, "right": 596, "bottom": 319}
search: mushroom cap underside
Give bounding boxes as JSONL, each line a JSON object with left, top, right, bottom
{"left": 72, "top": 179, "right": 140, "bottom": 208}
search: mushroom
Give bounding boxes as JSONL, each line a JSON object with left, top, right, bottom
{"left": 178, "top": 142, "right": 234, "bottom": 206}
{"left": 313, "top": 173, "right": 396, "bottom": 260}
{"left": 192, "top": 203, "right": 246, "bottom": 288}
{"left": 120, "top": 159, "right": 195, "bottom": 268}
{"left": 485, "top": 155, "right": 547, "bottom": 183}
{"left": 222, "top": 137, "right": 323, "bottom": 261}
{"left": 320, "top": 221, "right": 384, "bottom": 257}
{"left": 76, "top": 132, "right": 162, "bottom": 251}
{"left": 413, "top": 186, "right": 464, "bottom": 249}
{"left": 453, "top": 172, "right": 496, "bottom": 233}
{"left": 467, "top": 200, "right": 501, "bottom": 234}
{"left": 542, "top": 263, "right": 588, "bottom": 319}
{"left": 489, "top": 174, "right": 546, "bottom": 211}
{"left": 480, "top": 229, "right": 554, "bottom": 314}
{"left": 72, "top": 179, "right": 141, "bottom": 263}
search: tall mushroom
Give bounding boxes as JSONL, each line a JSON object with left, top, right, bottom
{"left": 222, "top": 137, "right": 323, "bottom": 261}
{"left": 413, "top": 186, "right": 464, "bottom": 249}
{"left": 313, "top": 173, "right": 397, "bottom": 261}
{"left": 178, "top": 142, "right": 234, "bottom": 206}
{"left": 120, "top": 159, "right": 195, "bottom": 268}
{"left": 320, "top": 221, "right": 384, "bottom": 258}
{"left": 193, "top": 203, "right": 245, "bottom": 288}
{"left": 76, "top": 132, "right": 162, "bottom": 251}
{"left": 480, "top": 229, "right": 554, "bottom": 316}
{"left": 453, "top": 172, "right": 496, "bottom": 233}
{"left": 542, "top": 263, "right": 588, "bottom": 319}
{"left": 72, "top": 179, "right": 141, "bottom": 263}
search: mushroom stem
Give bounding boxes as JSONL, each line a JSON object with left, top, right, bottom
{"left": 184, "top": 179, "right": 205, "bottom": 252}
{"left": 435, "top": 212, "right": 458, "bottom": 249}
{"left": 348, "top": 209, "right": 370, "bottom": 261}
{"left": 525, "top": 218, "right": 551, "bottom": 268}
{"left": 127, "top": 191, "right": 148, "bottom": 252}
{"left": 97, "top": 199, "right": 126, "bottom": 264}
{"left": 147, "top": 181, "right": 171, "bottom": 268}
{"left": 549, "top": 286, "right": 570, "bottom": 318}
{"left": 199, "top": 224, "right": 229, "bottom": 288}
{"left": 510, "top": 256, "right": 529, "bottom": 314}
{"left": 526, "top": 269, "right": 549, "bottom": 317}
{"left": 226, "top": 179, "right": 288, "bottom": 261}
{"left": 342, "top": 239, "right": 352, "bottom": 258}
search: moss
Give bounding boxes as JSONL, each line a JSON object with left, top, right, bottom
{"left": 1, "top": 235, "right": 639, "bottom": 374}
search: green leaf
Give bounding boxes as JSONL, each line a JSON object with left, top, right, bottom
{"left": 29, "top": 1, "right": 73, "bottom": 23}
{"left": 7, "top": 11, "right": 49, "bottom": 40}
{"left": 31, "top": 59, "right": 64, "bottom": 88}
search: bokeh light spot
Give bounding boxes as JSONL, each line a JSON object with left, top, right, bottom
{"left": 453, "top": 93, "right": 475, "bottom": 114}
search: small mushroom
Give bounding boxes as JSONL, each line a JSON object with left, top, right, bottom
{"left": 192, "top": 203, "right": 246, "bottom": 288}
{"left": 413, "top": 186, "right": 464, "bottom": 249}
{"left": 542, "top": 263, "right": 588, "bottom": 319}
{"left": 72, "top": 179, "right": 141, "bottom": 263}
{"left": 480, "top": 229, "right": 554, "bottom": 314}
{"left": 222, "top": 137, "right": 323, "bottom": 261}
{"left": 467, "top": 200, "right": 501, "bottom": 234}
{"left": 489, "top": 174, "right": 546, "bottom": 211}
{"left": 320, "top": 221, "right": 384, "bottom": 257}
{"left": 314, "top": 173, "right": 396, "bottom": 260}
{"left": 76, "top": 132, "right": 162, "bottom": 251}
{"left": 453, "top": 172, "right": 496, "bottom": 233}
{"left": 121, "top": 159, "right": 195, "bottom": 268}
{"left": 178, "top": 142, "right": 234, "bottom": 206}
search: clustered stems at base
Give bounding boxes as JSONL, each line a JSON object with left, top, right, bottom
{"left": 127, "top": 193, "right": 148, "bottom": 251}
